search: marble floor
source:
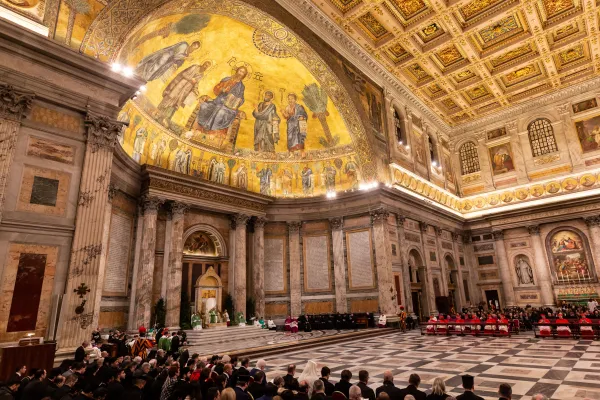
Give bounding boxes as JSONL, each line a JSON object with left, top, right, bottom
{"left": 256, "top": 330, "right": 600, "bottom": 400}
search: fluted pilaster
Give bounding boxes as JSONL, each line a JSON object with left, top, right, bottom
{"left": 0, "top": 84, "right": 34, "bottom": 222}
{"left": 288, "top": 221, "right": 302, "bottom": 316}
{"left": 233, "top": 214, "right": 249, "bottom": 317}
{"left": 396, "top": 214, "right": 414, "bottom": 315}
{"left": 253, "top": 217, "right": 266, "bottom": 318}
{"left": 135, "top": 195, "right": 163, "bottom": 328}
{"left": 371, "top": 208, "right": 396, "bottom": 314}
{"left": 57, "top": 113, "right": 122, "bottom": 350}
{"left": 330, "top": 217, "right": 347, "bottom": 313}
{"left": 528, "top": 225, "right": 554, "bottom": 306}
{"left": 493, "top": 230, "right": 516, "bottom": 307}
{"left": 165, "top": 202, "right": 188, "bottom": 328}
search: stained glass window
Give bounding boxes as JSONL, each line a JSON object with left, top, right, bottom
{"left": 528, "top": 118, "right": 558, "bottom": 157}
{"left": 459, "top": 142, "right": 480, "bottom": 175}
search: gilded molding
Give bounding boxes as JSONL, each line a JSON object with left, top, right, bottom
{"left": 84, "top": 113, "right": 124, "bottom": 152}
{"left": 0, "top": 84, "right": 34, "bottom": 122}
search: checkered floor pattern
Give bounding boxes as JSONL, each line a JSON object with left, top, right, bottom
{"left": 257, "top": 330, "right": 600, "bottom": 400}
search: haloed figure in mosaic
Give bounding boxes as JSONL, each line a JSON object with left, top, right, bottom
{"left": 135, "top": 41, "right": 201, "bottom": 81}
{"left": 283, "top": 93, "right": 308, "bottom": 153}
{"left": 253, "top": 90, "right": 280, "bottom": 152}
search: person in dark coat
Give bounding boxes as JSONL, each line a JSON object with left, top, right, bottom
{"left": 357, "top": 370, "right": 375, "bottom": 400}
{"left": 376, "top": 371, "right": 402, "bottom": 400}
{"left": 170, "top": 332, "right": 181, "bottom": 356}
{"left": 105, "top": 369, "right": 125, "bottom": 400}
{"left": 0, "top": 379, "right": 20, "bottom": 400}
{"left": 74, "top": 342, "right": 88, "bottom": 363}
{"left": 398, "top": 373, "right": 426, "bottom": 400}
{"left": 310, "top": 380, "right": 328, "bottom": 400}
{"left": 248, "top": 371, "right": 266, "bottom": 400}
{"left": 21, "top": 369, "right": 47, "bottom": 400}
{"left": 283, "top": 365, "right": 299, "bottom": 391}
{"left": 257, "top": 383, "right": 278, "bottom": 400}
{"left": 456, "top": 375, "right": 484, "bottom": 400}
{"left": 333, "top": 370, "right": 352, "bottom": 399}
{"left": 319, "top": 367, "right": 335, "bottom": 397}
{"left": 122, "top": 377, "right": 146, "bottom": 400}
{"left": 234, "top": 374, "right": 252, "bottom": 400}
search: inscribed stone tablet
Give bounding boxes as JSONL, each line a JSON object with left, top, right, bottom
{"left": 304, "top": 235, "right": 330, "bottom": 291}
{"left": 104, "top": 212, "right": 132, "bottom": 295}
{"left": 347, "top": 230, "right": 374, "bottom": 289}
{"left": 265, "top": 237, "right": 285, "bottom": 293}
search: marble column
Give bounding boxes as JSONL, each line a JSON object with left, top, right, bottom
{"left": 0, "top": 84, "right": 34, "bottom": 223}
{"left": 419, "top": 222, "right": 437, "bottom": 314}
{"left": 584, "top": 216, "right": 600, "bottom": 280}
{"left": 434, "top": 226, "right": 449, "bottom": 296}
{"left": 492, "top": 231, "right": 516, "bottom": 307}
{"left": 558, "top": 104, "right": 585, "bottom": 172}
{"left": 135, "top": 195, "right": 163, "bottom": 329}
{"left": 56, "top": 114, "right": 123, "bottom": 350}
{"left": 330, "top": 217, "right": 348, "bottom": 313}
{"left": 232, "top": 214, "right": 249, "bottom": 318}
{"left": 395, "top": 214, "right": 414, "bottom": 315}
{"left": 506, "top": 120, "right": 529, "bottom": 184}
{"left": 252, "top": 217, "right": 266, "bottom": 318}
{"left": 452, "top": 233, "right": 466, "bottom": 309}
{"left": 528, "top": 225, "right": 555, "bottom": 306}
{"left": 462, "top": 233, "right": 481, "bottom": 305}
{"left": 371, "top": 208, "right": 397, "bottom": 314}
{"left": 288, "top": 221, "right": 302, "bottom": 316}
{"left": 165, "top": 202, "right": 188, "bottom": 328}
{"left": 161, "top": 216, "right": 173, "bottom": 299}
{"left": 128, "top": 206, "right": 144, "bottom": 330}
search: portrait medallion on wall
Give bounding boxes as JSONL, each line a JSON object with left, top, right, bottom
{"left": 547, "top": 229, "right": 594, "bottom": 284}
{"left": 574, "top": 114, "right": 600, "bottom": 153}
{"left": 488, "top": 143, "right": 515, "bottom": 175}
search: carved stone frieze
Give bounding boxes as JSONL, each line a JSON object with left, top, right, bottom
{"left": 329, "top": 217, "right": 343, "bottom": 230}
{"left": 434, "top": 226, "right": 443, "bottom": 236}
{"left": 396, "top": 214, "right": 406, "bottom": 227}
{"left": 84, "top": 113, "right": 124, "bottom": 152}
{"left": 0, "top": 84, "right": 34, "bottom": 122}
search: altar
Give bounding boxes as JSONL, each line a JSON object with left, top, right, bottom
{"left": 195, "top": 267, "right": 227, "bottom": 328}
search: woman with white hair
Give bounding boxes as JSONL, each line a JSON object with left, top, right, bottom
{"left": 426, "top": 378, "right": 451, "bottom": 400}
{"left": 298, "top": 360, "right": 320, "bottom": 395}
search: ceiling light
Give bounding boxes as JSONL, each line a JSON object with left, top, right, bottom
{"left": 139, "top": 85, "right": 147, "bottom": 92}
{"left": 122, "top": 66, "right": 134, "bottom": 77}
{"left": 111, "top": 63, "right": 122, "bottom": 73}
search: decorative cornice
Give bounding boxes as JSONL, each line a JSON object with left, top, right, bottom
{"left": 140, "top": 195, "right": 163, "bottom": 214}
{"left": 0, "top": 84, "right": 34, "bottom": 122}
{"left": 370, "top": 208, "right": 389, "bottom": 223}
{"left": 170, "top": 201, "right": 189, "bottom": 216}
{"left": 492, "top": 230, "right": 504, "bottom": 240}
{"left": 329, "top": 217, "right": 343, "bottom": 231}
{"left": 288, "top": 221, "right": 302, "bottom": 233}
{"left": 527, "top": 225, "right": 541, "bottom": 235}
{"left": 254, "top": 217, "right": 268, "bottom": 229}
{"left": 584, "top": 216, "right": 600, "bottom": 227}
{"left": 84, "top": 113, "right": 124, "bottom": 152}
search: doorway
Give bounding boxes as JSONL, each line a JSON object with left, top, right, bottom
{"left": 412, "top": 291, "right": 422, "bottom": 321}
{"left": 485, "top": 290, "right": 500, "bottom": 310}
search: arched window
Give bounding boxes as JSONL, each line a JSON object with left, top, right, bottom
{"left": 393, "top": 108, "right": 405, "bottom": 144}
{"left": 459, "top": 142, "right": 480, "bottom": 175}
{"left": 428, "top": 135, "right": 438, "bottom": 166}
{"left": 528, "top": 118, "right": 558, "bottom": 157}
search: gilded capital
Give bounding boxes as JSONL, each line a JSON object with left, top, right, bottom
{"left": 84, "top": 113, "right": 125, "bottom": 152}
{"left": 170, "top": 201, "right": 189, "bottom": 216}
{"left": 288, "top": 221, "right": 302, "bottom": 233}
{"left": 254, "top": 217, "right": 267, "bottom": 229}
{"left": 527, "top": 225, "right": 541, "bottom": 235}
{"left": 140, "top": 195, "right": 163, "bottom": 214}
{"left": 584, "top": 216, "right": 600, "bottom": 227}
{"left": 329, "top": 217, "right": 343, "bottom": 231}
{"left": 492, "top": 230, "right": 504, "bottom": 240}
{"left": 370, "top": 208, "right": 389, "bottom": 223}
{"left": 0, "top": 84, "right": 34, "bottom": 122}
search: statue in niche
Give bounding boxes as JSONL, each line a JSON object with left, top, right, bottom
{"left": 515, "top": 256, "right": 535, "bottom": 285}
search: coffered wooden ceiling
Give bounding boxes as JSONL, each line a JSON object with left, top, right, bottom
{"left": 314, "top": 0, "right": 600, "bottom": 125}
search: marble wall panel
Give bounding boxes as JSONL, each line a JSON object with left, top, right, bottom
{"left": 265, "top": 302, "right": 288, "bottom": 317}
{"left": 16, "top": 166, "right": 70, "bottom": 216}
{"left": 350, "top": 299, "right": 378, "bottom": 312}
{"left": 264, "top": 236, "right": 287, "bottom": 294}
{"left": 0, "top": 244, "right": 58, "bottom": 342}
{"left": 103, "top": 210, "right": 133, "bottom": 296}
{"left": 346, "top": 229, "right": 376, "bottom": 290}
{"left": 304, "top": 301, "right": 334, "bottom": 314}
{"left": 302, "top": 234, "right": 331, "bottom": 292}
{"left": 29, "top": 105, "right": 82, "bottom": 134}
{"left": 26, "top": 136, "right": 76, "bottom": 165}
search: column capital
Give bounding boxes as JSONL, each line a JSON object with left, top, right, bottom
{"left": 557, "top": 103, "right": 570, "bottom": 115}
{"left": 584, "top": 215, "right": 600, "bottom": 227}
{"left": 0, "top": 84, "right": 34, "bottom": 122}
{"left": 287, "top": 221, "right": 302, "bottom": 233}
{"left": 462, "top": 232, "right": 472, "bottom": 244}
{"left": 140, "top": 195, "right": 163, "bottom": 214}
{"left": 84, "top": 113, "right": 125, "bottom": 152}
{"left": 452, "top": 232, "right": 462, "bottom": 242}
{"left": 419, "top": 221, "right": 428, "bottom": 233}
{"left": 492, "top": 230, "right": 504, "bottom": 240}
{"left": 231, "top": 214, "right": 250, "bottom": 229}
{"left": 254, "top": 217, "right": 268, "bottom": 229}
{"left": 370, "top": 208, "right": 389, "bottom": 223}
{"left": 107, "top": 184, "right": 119, "bottom": 202}
{"left": 329, "top": 217, "right": 343, "bottom": 231}
{"left": 527, "top": 225, "right": 541, "bottom": 235}
{"left": 170, "top": 201, "right": 189, "bottom": 216}
{"left": 396, "top": 214, "right": 406, "bottom": 226}
{"left": 434, "top": 226, "right": 443, "bottom": 236}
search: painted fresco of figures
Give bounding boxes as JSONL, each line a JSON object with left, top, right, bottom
{"left": 157, "top": 61, "right": 212, "bottom": 124}
{"left": 193, "top": 66, "right": 247, "bottom": 146}
{"left": 257, "top": 167, "right": 272, "bottom": 195}
{"left": 150, "top": 138, "right": 167, "bottom": 166}
{"left": 209, "top": 158, "right": 227, "bottom": 184}
{"left": 236, "top": 162, "right": 248, "bottom": 189}
{"left": 322, "top": 161, "right": 336, "bottom": 191}
{"left": 301, "top": 165, "right": 313, "bottom": 195}
{"left": 135, "top": 41, "right": 201, "bottom": 81}
{"left": 344, "top": 158, "right": 358, "bottom": 189}
{"left": 133, "top": 128, "right": 147, "bottom": 162}
{"left": 253, "top": 90, "right": 280, "bottom": 152}
{"left": 282, "top": 93, "right": 308, "bottom": 152}
{"left": 281, "top": 168, "right": 293, "bottom": 195}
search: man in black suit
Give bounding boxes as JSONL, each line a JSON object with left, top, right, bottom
{"left": 333, "top": 370, "right": 352, "bottom": 399}
{"left": 376, "top": 371, "right": 402, "bottom": 400}
{"left": 456, "top": 375, "right": 484, "bottom": 400}
{"left": 170, "top": 332, "right": 181, "bottom": 356}
{"left": 233, "top": 357, "right": 251, "bottom": 388}
{"left": 283, "top": 365, "right": 299, "bottom": 391}
{"left": 398, "top": 373, "right": 425, "bottom": 400}
{"left": 20, "top": 369, "right": 47, "bottom": 400}
{"left": 74, "top": 341, "right": 88, "bottom": 362}
{"left": 357, "top": 370, "right": 375, "bottom": 400}
{"left": 319, "top": 367, "right": 335, "bottom": 396}
{"left": 234, "top": 373, "right": 252, "bottom": 400}
{"left": 11, "top": 365, "right": 26, "bottom": 382}
{"left": 248, "top": 371, "right": 266, "bottom": 400}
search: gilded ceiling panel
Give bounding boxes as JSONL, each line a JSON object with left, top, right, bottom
{"left": 499, "top": 62, "right": 544, "bottom": 88}
{"left": 357, "top": 12, "right": 390, "bottom": 40}
{"left": 329, "top": 0, "right": 363, "bottom": 14}
{"left": 432, "top": 45, "right": 465, "bottom": 69}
